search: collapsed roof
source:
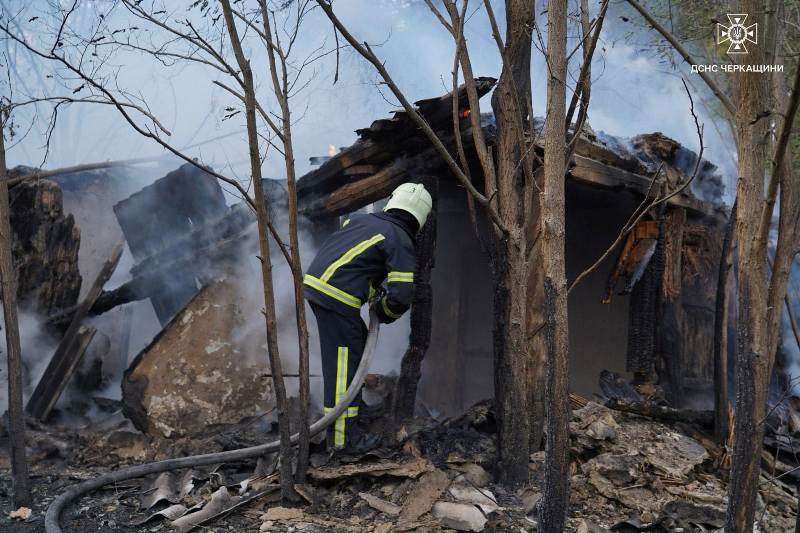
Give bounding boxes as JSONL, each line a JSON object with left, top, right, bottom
{"left": 296, "top": 77, "right": 726, "bottom": 221}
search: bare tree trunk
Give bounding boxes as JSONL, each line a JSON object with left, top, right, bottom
{"left": 725, "top": 1, "right": 772, "bottom": 529}
{"left": 540, "top": 0, "right": 570, "bottom": 529}
{"left": 0, "top": 121, "right": 31, "bottom": 507}
{"left": 283, "top": 116, "right": 311, "bottom": 485}
{"left": 489, "top": 0, "right": 537, "bottom": 489}
{"left": 260, "top": 2, "right": 312, "bottom": 484}
{"left": 219, "top": 0, "right": 296, "bottom": 501}
{"left": 714, "top": 200, "right": 736, "bottom": 443}
{"left": 726, "top": 0, "right": 800, "bottom": 527}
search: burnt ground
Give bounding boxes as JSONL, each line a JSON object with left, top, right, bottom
{"left": 1, "top": 400, "right": 798, "bottom": 532}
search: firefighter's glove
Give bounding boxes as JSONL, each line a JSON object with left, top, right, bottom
{"left": 371, "top": 296, "right": 399, "bottom": 324}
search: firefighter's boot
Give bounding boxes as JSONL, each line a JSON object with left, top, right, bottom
{"left": 342, "top": 422, "right": 381, "bottom": 454}
{"left": 326, "top": 418, "right": 380, "bottom": 454}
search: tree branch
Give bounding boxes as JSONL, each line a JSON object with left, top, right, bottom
{"left": 624, "top": 0, "right": 735, "bottom": 115}
{"left": 315, "top": 0, "right": 508, "bottom": 235}
{"left": 758, "top": 59, "right": 800, "bottom": 251}
{"left": 564, "top": 0, "right": 608, "bottom": 133}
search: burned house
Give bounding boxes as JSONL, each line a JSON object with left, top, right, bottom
{"left": 295, "top": 78, "right": 729, "bottom": 417}
{"left": 13, "top": 79, "right": 783, "bottom": 439}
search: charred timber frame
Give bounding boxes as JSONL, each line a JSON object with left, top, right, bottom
{"left": 657, "top": 208, "right": 687, "bottom": 406}
{"left": 392, "top": 176, "right": 438, "bottom": 421}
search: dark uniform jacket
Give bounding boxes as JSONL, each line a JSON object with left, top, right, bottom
{"left": 304, "top": 212, "right": 416, "bottom": 323}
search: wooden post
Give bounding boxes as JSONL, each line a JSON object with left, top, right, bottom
{"left": 392, "top": 177, "right": 437, "bottom": 421}
{"left": 0, "top": 120, "right": 31, "bottom": 506}
{"left": 657, "top": 208, "right": 686, "bottom": 407}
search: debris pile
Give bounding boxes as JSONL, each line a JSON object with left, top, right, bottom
{"left": 2, "top": 398, "right": 797, "bottom": 531}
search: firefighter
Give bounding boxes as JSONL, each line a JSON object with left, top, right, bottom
{"left": 304, "top": 182, "right": 433, "bottom": 453}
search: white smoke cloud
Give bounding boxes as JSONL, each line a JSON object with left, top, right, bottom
{"left": 0, "top": 307, "right": 59, "bottom": 413}
{"left": 6, "top": 0, "right": 734, "bottom": 200}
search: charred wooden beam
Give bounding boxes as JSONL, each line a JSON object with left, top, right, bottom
{"left": 658, "top": 208, "right": 686, "bottom": 406}
{"left": 604, "top": 399, "right": 713, "bottom": 427}
{"left": 47, "top": 212, "right": 257, "bottom": 324}
{"left": 299, "top": 127, "right": 478, "bottom": 218}
{"left": 568, "top": 154, "right": 718, "bottom": 217}
{"left": 26, "top": 242, "right": 123, "bottom": 421}
{"left": 296, "top": 139, "right": 392, "bottom": 200}
{"left": 626, "top": 214, "right": 665, "bottom": 383}
{"left": 343, "top": 164, "right": 381, "bottom": 176}
{"left": 393, "top": 176, "right": 438, "bottom": 421}
{"left": 297, "top": 78, "right": 496, "bottom": 206}
{"left": 356, "top": 77, "right": 496, "bottom": 142}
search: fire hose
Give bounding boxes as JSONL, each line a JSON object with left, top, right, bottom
{"left": 44, "top": 312, "right": 381, "bottom": 533}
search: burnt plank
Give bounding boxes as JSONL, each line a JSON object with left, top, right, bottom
{"left": 343, "top": 164, "right": 381, "bottom": 176}
{"left": 297, "top": 140, "right": 386, "bottom": 198}
{"left": 113, "top": 164, "right": 227, "bottom": 324}
{"left": 657, "top": 208, "right": 686, "bottom": 406}
{"left": 26, "top": 242, "right": 123, "bottom": 420}
{"left": 569, "top": 154, "right": 717, "bottom": 217}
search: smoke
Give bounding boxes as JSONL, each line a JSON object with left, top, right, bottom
{"left": 6, "top": 1, "right": 735, "bottom": 202}
{"left": 0, "top": 307, "right": 59, "bottom": 414}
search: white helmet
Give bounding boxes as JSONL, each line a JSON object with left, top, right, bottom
{"left": 384, "top": 182, "right": 433, "bottom": 228}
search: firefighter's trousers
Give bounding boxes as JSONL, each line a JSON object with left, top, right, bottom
{"left": 310, "top": 302, "right": 366, "bottom": 449}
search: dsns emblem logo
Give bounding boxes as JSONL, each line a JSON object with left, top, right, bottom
{"left": 717, "top": 14, "right": 757, "bottom": 54}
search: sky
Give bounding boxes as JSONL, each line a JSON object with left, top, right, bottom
{"left": 4, "top": 0, "right": 737, "bottom": 200}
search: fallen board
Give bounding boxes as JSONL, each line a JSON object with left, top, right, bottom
{"left": 26, "top": 242, "right": 123, "bottom": 420}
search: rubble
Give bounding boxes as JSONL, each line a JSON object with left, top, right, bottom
{"left": 2, "top": 396, "right": 799, "bottom": 532}
{"left": 358, "top": 492, "right": 401, "bottom": 516}
{"left": 121, "top": 279, "right": 274, "bottom": 437}
{"left": 8, "top": 506, "right": 32, "bottom": 520}
{"left": 575, "top": 518, "right": 609, "bottom": 533}
{"left": 308, "top": 456, "right": 433, "bottom": 481}
{"left": 26, "top": 242, "right": 123, "bottom": 420}
{"left": 262, "top": 506, "right": 304, "bottom": 521}
{"left": 398, "top": 468, "right": 450, "bottom": 522}
{"left": 452, "top": 462, "right": 492, "bottom": 487}
{"left": 432, "top": 501, "right": 488, "bottom": 531}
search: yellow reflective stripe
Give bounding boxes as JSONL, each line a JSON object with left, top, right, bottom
{"left": 324, "top": 406, "right": 359, "bottom": 417}
{"left": 320, "top": 234, "right": 385, "bottom": 282}
{"left": 333, "top": 346, "right": 349, "bottom": 448}
{"left": 304, "top": 275, "right": 361, "bottom": 308}
{"left": 342, "top": 218, "right": 351, "bottom": 227}
{"left": 381, "top": 296, "right": 401, "bottom": 319}
{"left": 387, "top": 271, "right": 414, "bottom": 283}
